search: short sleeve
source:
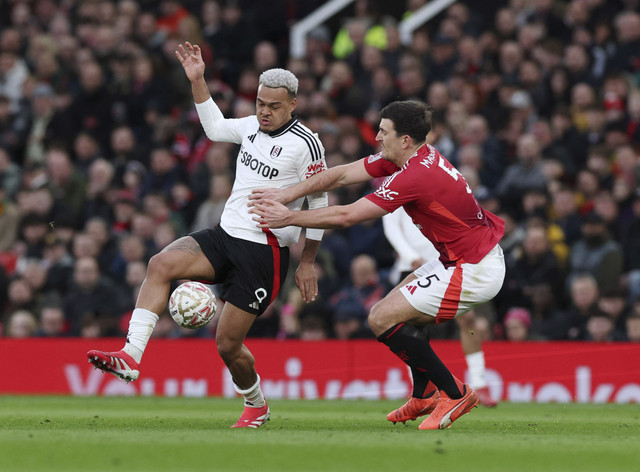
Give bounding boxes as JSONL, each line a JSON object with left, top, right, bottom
{"left": 363, "top": 153, "right": 399, "bottom": 178}
{"left": 365, "top": 168, "right": 419, "bottom": 213}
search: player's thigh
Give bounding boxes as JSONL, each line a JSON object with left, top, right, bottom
{"left": 369, "top": 290, "right": 434, "bottom": 335}
{"left": 149, "top": 236, "right": 216, "bottom": 281}
{"left": 388, "top": 271, "right": 418, "bottom": 296}
{"left": 398, "top": 260, "right": 454, "bottom": 318}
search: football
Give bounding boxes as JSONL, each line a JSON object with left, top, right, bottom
{"left": 169, "top": 281, "right": 217, "bottom": 329}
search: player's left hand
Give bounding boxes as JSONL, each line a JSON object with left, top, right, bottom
{"left": 249, "top": 199, "right": 290, "bottom": 228}
{"left": 249, "top": 187, "right": 291, "bottom": 204}
{"left": 295, "top": 262, "right": 318, "bottom": 303}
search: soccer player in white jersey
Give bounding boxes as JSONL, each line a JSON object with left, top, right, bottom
{"left": 88, "top": 42, "right": 328, "bottom": 428}
{"left": 250, "top": 100, "right": 505, "bottom": 430}
{"left": 383, "top": 208, "right": 498, "bottom": 407}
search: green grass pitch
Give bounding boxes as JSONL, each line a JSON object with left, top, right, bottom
{"left": 0, "top": 396, "right": 639, "bottom": 472}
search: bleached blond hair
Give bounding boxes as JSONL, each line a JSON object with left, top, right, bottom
{"left": 259, "top": 68, "right": 298, "bottom": 98}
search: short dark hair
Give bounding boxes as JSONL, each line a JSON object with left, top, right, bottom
{"left": 379, "top": 100, "right": 432, "bottom": 144}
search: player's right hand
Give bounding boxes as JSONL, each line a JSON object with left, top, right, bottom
{"left": 175, "top": 41, "right": 205, "bottom": 82}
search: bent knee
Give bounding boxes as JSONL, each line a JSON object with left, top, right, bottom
{"left": 368, "top": 301, "right": 390, "bottom": 335}
{"left": 146, "top": 253, "right": 173, "bottom": 279}
{"left": 216, "top": 335, "right": 243, "bottom": 360}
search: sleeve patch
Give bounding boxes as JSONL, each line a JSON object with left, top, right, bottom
{"left": 367, "top": 152, "right": 383, "bottom": 164}
{"left": 305, "top": 162, "right": 326, "bottom": 179}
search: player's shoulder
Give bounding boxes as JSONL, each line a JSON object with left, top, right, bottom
{"left": 230, "top": 115, "right": 259, "bottom": 137}
{"left": 236, "top": 115, "right": 259, "bottom": 129}
{"left": 407, "top": 144, "right": 440, "bottom": 170}
{"left": 281, "top": 119, "right": 324, "bottom": 162}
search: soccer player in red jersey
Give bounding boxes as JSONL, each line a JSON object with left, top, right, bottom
{"left": 249, "top": 100, "right": 506, "bottom": 429}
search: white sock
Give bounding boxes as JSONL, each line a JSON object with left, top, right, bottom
{"left": 123, "top": 308, "right": 159, "bottom": 363}
{"left": 466, "top": 351, "right": 487, "bottom": 389}
{"left": 234, "top": 374, "right": 265, "bottom": 408}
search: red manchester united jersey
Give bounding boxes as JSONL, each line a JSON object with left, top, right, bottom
{"left": 364, "top": 145, "right": 504, "bottom": 265}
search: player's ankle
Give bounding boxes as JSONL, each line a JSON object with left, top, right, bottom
{"left": 123, "top": 343, "right": 143, "bottom": 363}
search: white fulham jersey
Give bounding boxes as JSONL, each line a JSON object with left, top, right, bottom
{"left": 195, "top": 97, "right": 328, "bottom": 247}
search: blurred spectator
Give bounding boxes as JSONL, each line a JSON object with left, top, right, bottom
{"left": 3, "top": 275, "right": 36, "bottom": 323}
{"left": 42, "top": 234, "right": 73, "bottom": 295}
{"left": 564, "top": 273, "right": 601, "bottom": 340}
{"left": 63, "top": 256, "right": 126, "bottom": 336}
{"left": 128, "top": 54, "right": 170, "bottom": 135}
{"left": 110, "top": 125, "right": 150, "bottom": 182}
{"left": 457, "top": 114, "right": 506, "bottom": 190}
{"left": 568, "top": 212, "right": 623, "bottom": 295}
{"left": 73, "top": 132, "right": 102, "bottom": 178}
{"left": 71, "top": 231, "right": 100, "bottom": 261}
{"left": 583, "top": 311, "right": 622, "bottom": 342}
{"left": 503, "top": 307, "right": 534, "bottom": 341}
{"left": 597, "top": 288, "right": 630, "bottom": 336}
{"left": 503, "top": 223, "right": 565, "bottom": 311}
{"left": 0, "top": 145, "right": 21, "bottom": 200}
{"left": 621, "top": 190, "right": 640, "bottom": 303}
{"left": 550, "top": 186, "right": 583, "bottom": 246}
{"left": 0, "top": 51, "right": 29, "bottom": 113}
{"left": 109, "top": 233, "right": 149, "bottom": 283}
{"left": 531, "top": 118, "right": 575, "bottom": 179}
{"left": 0, "top": 184, "right": 20, "bottom": 251}
{"left": 85, "top": 216, "right": 119, "bottom": 275}
{"left": 45, "top": 146, "right": 86, "bottom": 222}
{"left": 426, "top": 34, "right": 458, "bottom": 83}
{"left": 299, "top": 314, "right": 329, "bottom": 340}
{"left": 626, "top": 90, "right": 640, "bottom": 143}
{"left": 64, "top": 61, "right": 114, "bottom": 150}
{"left": 153, "top": 221, "right": 178, "bottom": 252}
{"left": 253, "top": 41, "right": 279, "bottom": 74}
{"left": 123, "top": 260, "right": 147, "bottom": 308}
{"left": 191, "top": 173, "right": 231, "bottom": 232}
{"left": 18, "top": 214, "right": 49, "bottom": 259}
{"left": 527, "top": 282, "right": 565, "bottom": 339}
{"left": 496, "top": 133, "right": 548, "bottom": 216}
{"left": 0, "top": 94, "right": 26, "bottom": 161}
{"left": 143, "top": 191, "right": 186, "bottom": 237}
{"left": 321, "top": 61, "right": 368, "bottom": 117}
{"left": 83, "top": 158, "right": 115, "bottom": 223}
{"left": 608, "top": 11, "right": 640, "bottom": 74}
{"left": 111, "top": 190, "right": 138, "bottom": 235}
{"left": 170, "top": 180, "right": 198, "bottom": 228}
{"left": 4, "top": 309, "right": 37, "bottom": 338}
{"left": 141, "top": 147, "right": 182, "bottom": 198}
{"left": 22, "top": 259, "right": 47, "bottom": 301}
{"left": 214, "top": 1, "right": 258, "bottom": 88}
{"left": 564, "top": 43, "right": 599, "bottom": 88}
{"left": 35, "top": 300, "right": 67, "bottom": 337}
{"left": 329, "top": 254, "right": 385, "bottom": 339}
{"left": 625, "top": 304, "right": 640, "bottom": 342}
{"left": 332, "top": 2, "right": 386, "bottom": 60}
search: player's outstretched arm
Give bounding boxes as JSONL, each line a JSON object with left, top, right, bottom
{"left": 249, "top": 158, "right": 371, "bottom": 205}
{"left": 250, "top": 197, "right": 388, "bottom": 230}
{"left": 175, "top": 41, "right": 210, "bottom": 104}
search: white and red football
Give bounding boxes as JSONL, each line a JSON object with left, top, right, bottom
{"left": 168, "top": 281, "right": 217, "bottom": 329}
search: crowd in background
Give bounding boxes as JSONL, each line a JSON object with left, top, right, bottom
{"left": 1, "top": 0, "right": 639, "bottom": 343}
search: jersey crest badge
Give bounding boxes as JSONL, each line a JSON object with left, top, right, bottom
{"left": 270, "top": 145, "right": 282, "bottom": 158}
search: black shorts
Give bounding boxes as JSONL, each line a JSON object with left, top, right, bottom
{"left": 190, "top": 226, "right": 289, "bottom": 316}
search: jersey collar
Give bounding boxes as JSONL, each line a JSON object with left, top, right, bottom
{"left": 264, "top": 116, "right": 298, "bottom": 137}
